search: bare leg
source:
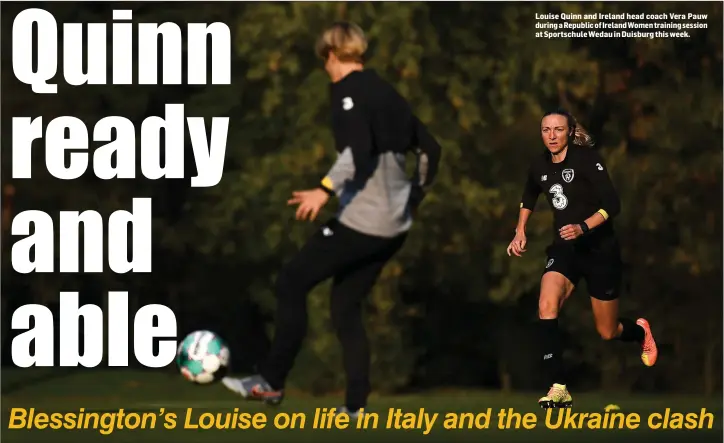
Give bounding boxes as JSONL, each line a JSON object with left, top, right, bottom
{"left": 590, "top": 297, "right": 657, "bottom": 366}
{"left": 590, "top": 297, "right": 621, "bottom": 340}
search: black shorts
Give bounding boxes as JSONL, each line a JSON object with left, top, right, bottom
{"left": 542, "top": 236, "right": 623, "bottom": 301}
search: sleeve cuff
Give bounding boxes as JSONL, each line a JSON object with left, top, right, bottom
{"left": 320, "top": 176, "right": 335, "bottom": 196}
{"left": 597, "top": 209, "right": 609, "bottom": 220}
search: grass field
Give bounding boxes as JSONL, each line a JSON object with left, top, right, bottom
{"left": 2, "top": 369, "right": 722, "bottom": 443}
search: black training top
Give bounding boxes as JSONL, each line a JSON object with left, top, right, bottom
{"left": 520, "top": 144, "right": 621, "bottom": 245}
{"left": 321, "top": 69, "right": 442, "bottom": 238}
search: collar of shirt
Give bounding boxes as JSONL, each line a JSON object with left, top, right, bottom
{"left": 547, "top": 145, "right": 575, "bottom": 166}
{"left": 330, "top": 69, "right": 375, "bottom": 92}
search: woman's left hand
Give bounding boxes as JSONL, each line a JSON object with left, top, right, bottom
{"left": 559, "top": 224, "right": 584, "bottom": 241}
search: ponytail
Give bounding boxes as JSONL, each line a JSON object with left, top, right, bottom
{"left": 573, "top": 126, "right": 594, "bottom": 148}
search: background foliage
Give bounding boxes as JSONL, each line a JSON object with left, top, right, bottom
{"left": 1, "top": 2, "right": 722, "bottom": 396}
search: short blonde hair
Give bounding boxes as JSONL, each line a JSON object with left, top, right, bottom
{"left": 315, "top": 22, "right": 368, "bottom": 63}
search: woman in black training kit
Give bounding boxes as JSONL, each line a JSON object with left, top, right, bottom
{"left": 507, "top": 109, "right": 658, "bottom": 409}
{"left": 222, "top": 22, "right": 442, "bottom": 417}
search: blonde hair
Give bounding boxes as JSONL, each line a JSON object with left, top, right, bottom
{"left": 315, "top": 22, "right": 368, "bottom": 63}
{"left": 573, "top": 126, "right": 594, "bottom": 147}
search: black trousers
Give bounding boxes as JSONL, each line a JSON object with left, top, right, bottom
{"left": 259, "top": 218, "right": 407, "bottom": 410}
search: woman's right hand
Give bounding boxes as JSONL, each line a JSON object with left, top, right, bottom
{"left": 507, "top": 230, "right": 527, "bottom": 257}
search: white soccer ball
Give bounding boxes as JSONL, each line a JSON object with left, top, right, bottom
{"left": 176, "top": 330, "right": 230, "bottom": 385}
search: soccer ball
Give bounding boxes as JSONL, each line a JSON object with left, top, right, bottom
{"left": 176, "top": 330, "right": 230, "bottom": 384}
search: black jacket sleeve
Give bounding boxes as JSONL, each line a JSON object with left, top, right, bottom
{"left": 411, "top": 116, "right": 442, "bottom": 188}
{"left": 343, "top": 98, "right": 376, "bottom": 190}
{"left": 583, "top": 150, "right": 621, "bottom": 220}
{"left": 404, "top": 117, "right": 440, "bottom": 211}
{"left": 520, "top": 164, "right": 541, "bottom": 211}
{"left": 323, "top": 93, "right": 376, "bottom": 194}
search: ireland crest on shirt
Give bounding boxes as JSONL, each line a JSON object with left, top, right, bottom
{"left": 562, "top": 168, "right": 575, "bottom": 183}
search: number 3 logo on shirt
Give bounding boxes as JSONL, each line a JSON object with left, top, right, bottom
{"left": 549, "top": 183, "right": 568, "bottom": 210}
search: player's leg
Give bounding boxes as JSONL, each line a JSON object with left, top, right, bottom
{"left": 330, "top": 233, "right": 406, "bottom": 416}
{"left": 223, "top": 220, "right": 377, "bottom": 404}
{"left": 586, "top": 245, "right": 658, "bottom": 367}
{"left": 537, "top": 248, "right": 578, "bottom": 409}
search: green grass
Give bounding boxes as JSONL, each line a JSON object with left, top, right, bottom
{"left": 2, "top": 370, "right": 722, "bottom": 443}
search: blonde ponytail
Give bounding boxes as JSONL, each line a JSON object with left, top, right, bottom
{"left": 573, "top": 126, "right": 595, "bottom": 148}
